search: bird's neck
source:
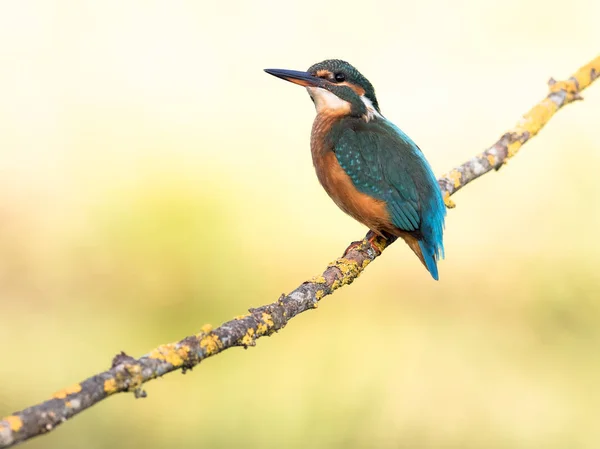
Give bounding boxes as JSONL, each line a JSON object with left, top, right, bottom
{"left": 310, "top": 107, "right": 384, "bottom": 159}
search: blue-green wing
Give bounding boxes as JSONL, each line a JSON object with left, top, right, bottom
{"left": 333, "top": 118, "right": 446, "bottom": 280}
{"left": 334, "top": 120, "right": 424, "bottom": 232}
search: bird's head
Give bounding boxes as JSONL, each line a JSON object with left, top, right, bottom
{"left": 265, "top": 59, "right": 381, "bottom": 120}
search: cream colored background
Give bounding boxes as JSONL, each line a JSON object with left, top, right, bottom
{"left": 1, "top": 1, "right": 599, "bottom": 448}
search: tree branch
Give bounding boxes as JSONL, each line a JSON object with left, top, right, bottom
{"left": 1, "top": 55, "right": 599, "bottom": 448}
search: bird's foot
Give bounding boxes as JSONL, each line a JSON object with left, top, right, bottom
{"left": 344, "top": 231, "right": 387, "bottom": 256}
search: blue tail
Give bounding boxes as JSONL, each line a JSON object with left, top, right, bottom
{"left": 418, "top": 241, "right": 439, "bottom": 281}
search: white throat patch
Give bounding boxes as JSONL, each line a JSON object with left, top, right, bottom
{"left": 306, "top": 87, "right": 351, "bottom": 115}
{"left": 360, "top": 95, "right": 383, "bottom": 122}
{"left": 305, "top": 87, "right": 382, "bottom": 122}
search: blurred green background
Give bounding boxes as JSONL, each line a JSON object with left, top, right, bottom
{"left": 1, "top": 1, "right": 600, "bottom": 448}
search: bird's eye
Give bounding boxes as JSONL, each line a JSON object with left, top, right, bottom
{"left": 334, "top": 72, "right": 345, "bottom": 82}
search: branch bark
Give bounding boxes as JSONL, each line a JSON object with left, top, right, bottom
{"left": 1, "top": 55, "right": 599, "bottom": 448}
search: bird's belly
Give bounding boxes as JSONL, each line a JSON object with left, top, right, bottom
{"left": 315, "top": 151, "right": 393, "bottom": 235}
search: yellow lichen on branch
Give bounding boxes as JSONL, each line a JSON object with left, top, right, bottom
{"left": 506, "top": 97, "right": 559, "bottom": 158}
{"left": 506, "top": 57, "right": 599, "bottom": 159}
{"left": 256, "top": 313, "right": 275, "bottom": 335}
{"left": 148, "top": 343, "right": 190, "bottom": 367}
{"left": 3, "top": 418, "right": 21, "bottom": 433}
{"left": 199, "top": 333, "right": 223, "bottom": 355}
{"left": 437, "top": 55, "right": 600, "bottom": 200}
{"left": 448, "top": 169, "right": 462, "bottom": 188}
{"left": 241, "top": 328, "right": 255, "bottom": 347}
{"left": 103, "top": 378, "right": 118, "bottom": 395}
{"left": 52, "top": 383, "right": 82, "bottom": 400}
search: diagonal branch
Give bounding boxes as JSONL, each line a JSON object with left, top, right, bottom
{"left": 1, "top": 55, "right": 599, "bottom": 448}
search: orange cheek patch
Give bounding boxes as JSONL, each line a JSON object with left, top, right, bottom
{"left": 339, "top": 82, "right": 365, "bottom": 96}
{"left": 316, "top": 69, "right": 331, "bottom": 78}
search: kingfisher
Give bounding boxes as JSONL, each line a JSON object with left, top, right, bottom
{"left": 264, "top": 60, "right": 446, "bottom": 280}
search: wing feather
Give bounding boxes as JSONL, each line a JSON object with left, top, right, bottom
{"left": 335, "top": 121, "right": 424, "bottom": 232}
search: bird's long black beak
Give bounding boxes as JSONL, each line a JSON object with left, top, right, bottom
{"left": 264, "top": 68, "right": 326, "bottom": 88}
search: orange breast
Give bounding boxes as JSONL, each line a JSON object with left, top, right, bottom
{"left": 310, "top": 114, "right": 393, "bottom": 235}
